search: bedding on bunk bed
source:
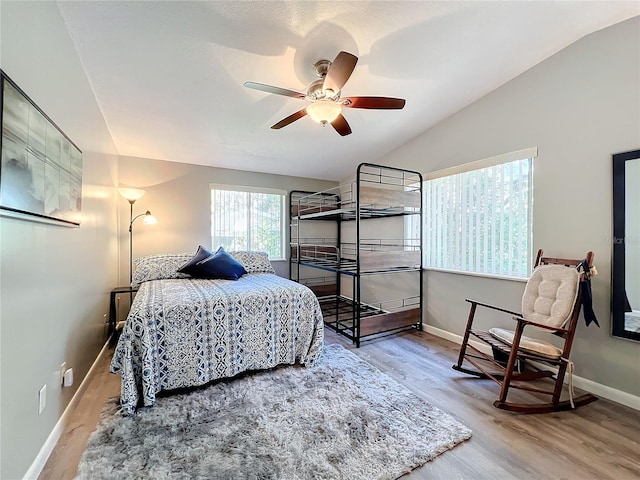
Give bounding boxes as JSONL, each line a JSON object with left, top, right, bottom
{"left": 110, "top": 250, "right": 324, "bottom": 413}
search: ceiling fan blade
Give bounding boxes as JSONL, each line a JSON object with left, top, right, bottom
{"left": 271, "top": 109, "right": 307, "bottom": 129}
{"left": 342, "top": 96, "right": 406, "bottom": 109}
{"left": 323, "top": 51, "right": 358, "bottom": 95}
{"left": 331, "top": 114, "right": 352, "bottom": 136}
{"left": 244, "top": 82, "right": 306, "bottom": 100}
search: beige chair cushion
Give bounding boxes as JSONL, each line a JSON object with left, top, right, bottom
{"left": 522, "top": 264, "right": 580, "bottom": 328}
{"left": 488, "top": 327, "right": 563, "bottom": 359}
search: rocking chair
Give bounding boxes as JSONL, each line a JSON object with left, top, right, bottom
{"left": 453, "top": 249, "right": 598, "bottom": 413}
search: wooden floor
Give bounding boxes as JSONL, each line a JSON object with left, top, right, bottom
{"left": 40, "top": 329, "right": 640, "bottom": 480}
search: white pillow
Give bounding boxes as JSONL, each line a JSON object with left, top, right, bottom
{"left": 131, "top": 253, "right": 193, "bottom": 287}
{"left": 132, "top": 250, "right": 276, "bottom": 287}
{"left": 522, "top": 264, "right": 580, "bottom": 328}
{"left": 230, "top": 251, "right": 276, "bottom": 274}
{"left": 489, "top": 327, "right": 563, "bottom": 359}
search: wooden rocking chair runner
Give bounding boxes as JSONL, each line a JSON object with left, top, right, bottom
{"left": 453, "top": 249, "right": 598, "bottom": 414}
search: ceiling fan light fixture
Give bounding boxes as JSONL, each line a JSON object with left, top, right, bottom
{"left": 245, "top": 51, "right": 405, "bottom": 135}
{"left": 306, "top": 100, "right": 342, "bottom": 124}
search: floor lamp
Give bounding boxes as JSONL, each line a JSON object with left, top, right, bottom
{"left": 118, "top": 188, "right": 157, "bottom": 287}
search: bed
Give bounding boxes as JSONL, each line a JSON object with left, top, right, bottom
{"left": 110, "top": 250, "right": 325, "bottom": 413}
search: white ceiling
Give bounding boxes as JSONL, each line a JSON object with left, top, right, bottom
{"left": 57, "top": 1, "right": 639, "bottom": 181}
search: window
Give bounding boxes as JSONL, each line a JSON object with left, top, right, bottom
{"left": 210, "top": 184, "right": 286, "bottom": 260}
{"left": 422, "top": 149, "right": 535, "bottom": 279}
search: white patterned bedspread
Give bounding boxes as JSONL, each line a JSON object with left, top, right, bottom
{"left": 111, "top": 273, "right": 324, "bottom": 413}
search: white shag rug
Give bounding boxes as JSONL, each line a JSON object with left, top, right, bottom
{"left": 76, "top": 344, "right": 471, "bottom": 479}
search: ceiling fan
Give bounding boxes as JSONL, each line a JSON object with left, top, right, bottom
{"left": 244, "top": 51, "right": 405, "bottom": 136}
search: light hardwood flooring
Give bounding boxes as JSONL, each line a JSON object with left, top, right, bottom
{"left": 40, "top": 329, "right": 640, "bottom": 480}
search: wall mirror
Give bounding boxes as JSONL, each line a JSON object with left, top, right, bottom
{"left": 612, "top": 149, "right": 640, "bottom": 341}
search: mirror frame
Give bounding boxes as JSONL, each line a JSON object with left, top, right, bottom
{"left": 612, "top": 149, "right": 640, "bottom": 341}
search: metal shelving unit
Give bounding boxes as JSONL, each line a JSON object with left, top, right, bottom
{"left": 290, "top": 163, "right": 423, "bottom": 347}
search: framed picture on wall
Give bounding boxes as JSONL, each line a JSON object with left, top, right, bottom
{"left": 0, "top": 70, "right": 82, "bottom": 226}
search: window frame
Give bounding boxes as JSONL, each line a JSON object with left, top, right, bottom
{"left": 421, "top": 148, "right": 537, "bottom": 280}
{"left": 210, "top": 183, "right": 287, "bottom": 261}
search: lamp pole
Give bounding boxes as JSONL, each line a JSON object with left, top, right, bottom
{"left": 128, "top": 199, "right": 135, "bottom": 285}
{"left": 118, "top": 187, "right": 155, "bottom": 309}
{"left": 129, "top": 209, "right": 156, "bottom": 286}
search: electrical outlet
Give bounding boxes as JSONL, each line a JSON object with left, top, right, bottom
{"left": 63, "top": 368, "right": 74, "bottom": 387}
{"left": 38, "top": 385, "right": 46, "bottom": 414}
{"left": 60, "top": 362, "right": 66, "bottom": 386}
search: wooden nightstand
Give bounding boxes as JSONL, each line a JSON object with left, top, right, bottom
{"left": 108, "top": 286, "right": 139, "bottom": 344}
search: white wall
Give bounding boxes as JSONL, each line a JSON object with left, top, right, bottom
{"left": 375, "top": 17, "right": 640, "bottom": 397}
{"left": 0, "top": 2, "right": 119, "bottom": 479}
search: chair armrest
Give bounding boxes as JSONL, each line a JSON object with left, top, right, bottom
{"left": 513, "top": 316, "right": 569, "bottom": 334}
{"left": 466, "top": 299, "right": 521, "bottom": 318}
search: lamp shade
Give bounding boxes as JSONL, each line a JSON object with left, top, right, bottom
{"left": 118, "top": 187, "right": 146, "bottom": 202}
{"left": 142, "top": 211, "right": 157, "bottom": 225}
{"left": 306, "top": 100, "right": 342, "bottom": 124}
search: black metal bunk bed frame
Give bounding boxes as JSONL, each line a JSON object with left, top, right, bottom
{"left": 290, "top": 163, "right": 423, "bottom": 347}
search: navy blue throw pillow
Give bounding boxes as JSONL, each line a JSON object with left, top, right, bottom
{"left": 177, "top": 245, "right": 213, "bottom": 276}
{"left": 178, "top": 245, "right": 247, "bottom": 280}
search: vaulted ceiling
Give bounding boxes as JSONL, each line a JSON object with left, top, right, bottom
{"left": 57, "top": 1, "right": 639, "bottom": 180}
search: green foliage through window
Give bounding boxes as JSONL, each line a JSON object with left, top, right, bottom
{"left": 211, "top": 187, "right": 285, "bottom": 259}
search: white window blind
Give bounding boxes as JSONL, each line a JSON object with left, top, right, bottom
{"left": 423, "top": 151, "right": 534, "bottom": 278}
{"left": 210, "top": 184, "right": 286, "bottom": 260}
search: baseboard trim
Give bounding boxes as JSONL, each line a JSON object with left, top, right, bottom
{"left": 23, "top": 340, "right": 110, "bottom": 480}
{"left": 423, "top": 324, "right": 640, "bottom": 411}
